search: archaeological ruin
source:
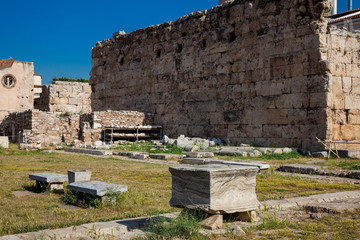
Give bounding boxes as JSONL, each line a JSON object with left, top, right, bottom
{"left": 35, "top": 80, "right": 92, "bottom": 114}
{"left": 1, "top": 0, "right": 360, "bottom": 152}
{"left": 89, "top": 0, "right": 360, "bottom": 150}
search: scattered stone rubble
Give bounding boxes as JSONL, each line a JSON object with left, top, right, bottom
{"left": 278, "top": 164, "right": 360, "bottom": 180}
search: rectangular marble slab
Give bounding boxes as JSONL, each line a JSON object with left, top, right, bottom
{"left": 65, "top": 148, "right": 113, "bottom": 156}
{"left": 67, "top": 181, "right": 128, "bottom": 196}
{"left": 0, "top": 136, "right": 9, "bottom": 148}
{"left": 169, "top": 164, "right": 261, "bottom": 214}
{"left": 29, "top": 173, "right": 68, "bottom": 183}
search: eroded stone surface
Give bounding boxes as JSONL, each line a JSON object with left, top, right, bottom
{"left": 169, "top": 165, "right": 260, "bottom": 214}
{"left": 185, "top": 152, "right": 214, "bottom": 158}
{"left": 278, "top": 164, "right": 360, "bottom": 179}
{"left": 149, "top": 153, "right": 183, "bottom": 160}
{"left": 67, "top": 180, "right": 127, "bottom": 196}
{"left": 65, "top": 148, "right": 113, "bottom": 156}
{"left": 0, "top": 136, "right": 9, "bottom": 148}
{"left": 181, "top": 158, "right": 270, "bottom": 170}
{"left": 29, "top": 172, "right": 68, "bottom": 183}
{"left": 68, "top": 170, "right": 92, "bottom": 183}
{"left": 200, "top": 215, "right": 223, "bottom": 230}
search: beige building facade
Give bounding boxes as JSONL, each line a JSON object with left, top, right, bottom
{"left": 0, "top": 58, "right": 37, "bottom": 121}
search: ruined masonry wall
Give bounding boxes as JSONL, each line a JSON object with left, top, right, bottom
{"left": 36, "top": 81, "right": 91, "bottom": 113}
{"left": 90, "top": 0, "right": 332, "bottom": 149}
{"left": 0, "top": 110, "right": 80, "bottom": 147}
{"left": 327, "top": 28, "right": 360, "bottom": 149}
{"left": 87, "top": 110, "right": 154, "bottom": 142}
{"left": 0, "top": 110, "right": 154, "bottom": 147}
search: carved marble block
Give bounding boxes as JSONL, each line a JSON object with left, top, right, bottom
{"left": 169, "top": 165, "right": 261, "bottom": 214}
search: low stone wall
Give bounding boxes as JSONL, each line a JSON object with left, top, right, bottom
{"left": 36, "top": 81, "right": 91, "bottom": 114}
{"left": 87, "top": 110, "right": 154, "bottom": 142}
{"left": 0, "top": 110, "right": 154, "bottom": 148}
{"left": 92, "top": 110, "right": 154, "bottom": 128}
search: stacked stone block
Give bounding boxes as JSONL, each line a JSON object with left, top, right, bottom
{"left": 90, "top": 0, "right": 333, "bottom": 149}
{"left": 327, "top": 28, "right": 360, "bottom": 149}
{"left": 36, "top": 81, "right": 91, "bottom": 114}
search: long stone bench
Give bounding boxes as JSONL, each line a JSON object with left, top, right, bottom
{"left": 67, "top": 181, "right": 128, "bottom": 197}
{"left": 29, "top": 172, "right": 68, "bottom": 190}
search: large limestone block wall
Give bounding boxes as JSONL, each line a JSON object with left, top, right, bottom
{"left": 0, "top": 61, "right": 34, "bottom": 117}
{"left": 327, "top": 28, "right": 360, "bottom": 149}
{"left": 36, "top": 81, "right": 91, "bottom": 113}
{"left": 90, "top": 0, "right": 332, "bottom": 149}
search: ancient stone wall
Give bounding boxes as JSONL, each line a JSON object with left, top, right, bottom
{"left": 36, "top": 81, "right": 91, "bottom": 113}
{"left": 88, "top": 110, "right": 154, "bottom": 142}
{"left": 90, "top": 0, "right": 332, "bottom": 149}
{"left": 0, "top": 110, "right": 80, "bottom": 147}
{"left": 327, "top": 28, "right": 360, "bottom": 149}
{"left": 0, "top": 110, "right": 154, "bottom": 148}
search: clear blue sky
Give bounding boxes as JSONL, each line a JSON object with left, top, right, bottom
{"left": 0, "top": 0, "right": 355, "bottom": 84}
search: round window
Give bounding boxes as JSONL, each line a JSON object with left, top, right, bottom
{"left": 1, "top": 75, "right": 16, "bottom": 88}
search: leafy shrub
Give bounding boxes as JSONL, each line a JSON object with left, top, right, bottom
{"left": 52, "top": 77, "right": 89, "bottom": 83}
{"left": 62, "top": 190, "right": 102, "bottom": 208}
{"left": 143, "top": 209, "right": 204, "bottom": 240}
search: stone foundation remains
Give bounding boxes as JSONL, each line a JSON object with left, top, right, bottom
{"left": 0, "top": 110, "right": 153, "bottom": 148}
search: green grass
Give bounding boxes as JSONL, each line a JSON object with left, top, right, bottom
{"left": 0, "top": 144, "right": 359, "bottom": 237}
{"left": 247, "top": 209, "right": 360, "bottom": 240}
{"left": 112, "top": 142, "right": 184, "bottom": 155}
{"left": 255, "top": 207, "right": 289, "bottom": 230}
{"left": 256, "top": 170, "right": 358, "bottom": 201}
{"left": 142, "top": 209, "right": 204, "bottom": 240}
{"left": 217, "top": 151, "right": 306, "bottom": 161}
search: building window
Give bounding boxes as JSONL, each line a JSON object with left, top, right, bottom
{"left": 1, "top": 75, "right": 16, "bottom": 88}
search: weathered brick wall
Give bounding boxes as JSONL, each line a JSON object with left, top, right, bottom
{"left": 90, "top": 0, "right": 332, "bottom": 149}
{"left": 327, "top": 28, "right": 360, "bottom": 149}
{"left": 36, "top": 81, "right": 91, "bottom": 113}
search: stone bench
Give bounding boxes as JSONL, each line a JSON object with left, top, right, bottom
{"left": 67, "top": 181, "right": 128, "bottom": 197}
{"left": 29, "top": 172, "right": 68, "bottom": 190}
{"left": 169, "top": 164, "right": 261, "bottom": 214}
